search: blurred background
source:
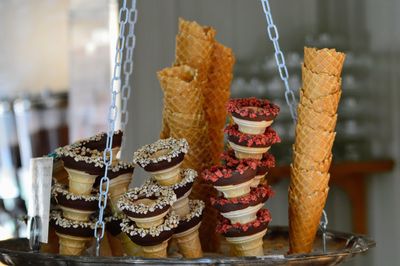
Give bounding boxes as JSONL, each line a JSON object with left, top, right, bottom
{"left": 0, "top": 0, "right": 399, "bottom": 265}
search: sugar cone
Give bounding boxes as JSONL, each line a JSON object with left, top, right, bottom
{"left": 204, "top": 42, "right": 235, "bottom": 164}
{"left": 175, "top": 18, "right": 215, "bottom": 83}
{"left": 56, "top": 233, "right": 91, "bottom": 256}
{"left": 220, "top": 203, "right": 263, "bottom": 224}
{"left": 288, "top": 187, "right": 329, "bottom": 253}
{"left": 301, "top": 64, "right": 341, "bottom": 99}
{"left": 65, "top": 168, "right": 97, "bottom": 195}
{"left": 225, "top": 228, "right": 267, "bottom": 257}
{"left": 141, "top": 239, "right": 169, "bottom": 258}
{"left": 294, "top": 124, "right": 336, "bottom": 162}
{"left": 107, "top": 232, "right": 124, "bottom": 256}
{"left": 293, "top": 147, "right": 332, "bottom": 172}
{"left": 300, "top": 89, "right": 342, "bottom": 116}
{"left": 174, "top": 223, "right": 203, "bottom": 258}
{"left": 297, "top": 103, "right": 337, "bottom": 132}
{"left": 117, "top": 232, "right": 142, "bottom": 256}
{"left": 304, "top": 47, "right": 346, "bottom": 77}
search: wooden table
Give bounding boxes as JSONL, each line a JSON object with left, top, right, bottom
{"left": 268, "top": 159, "right": 395, "bottom": 234}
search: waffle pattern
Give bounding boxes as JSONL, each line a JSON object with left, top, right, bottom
{"left": 289, "top": 47, "right": 345, "bottom": 254}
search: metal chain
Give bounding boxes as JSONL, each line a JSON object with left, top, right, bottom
{"left": 260, "top": 0, "right": 329, "bottom": 252}
{"left": 120, "top": 1, "right": 138, "bottom": 153}
{"left": 260, "top": 0, "right": 297, "bottom": 123}
{"left": 94, "top": 0, "right": 138, "bottom": 256}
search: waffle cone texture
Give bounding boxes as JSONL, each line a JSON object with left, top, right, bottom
{"left": 289, "top": 47, "right": 345, "bottom": 254}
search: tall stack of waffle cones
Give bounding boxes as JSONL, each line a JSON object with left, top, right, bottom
{"left": 289, "top": 47, "right": 345, "bottom": 254}
{"left": 158, "top": 18, "right": 235, "bottom": 252}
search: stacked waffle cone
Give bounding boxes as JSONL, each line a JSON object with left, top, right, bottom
{"left": 158, "top": 18, "right": 235, "bottom": 252}
{"left": 289, "top": 47, "right": 346, "bottom": 254}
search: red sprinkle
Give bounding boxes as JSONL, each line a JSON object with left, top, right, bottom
{"left": 216, "top": 209, "right": 272, "bottom": 234}
{"left": 210, "top": 184, "right": 274, "bottom": 206}
{"left": 225, "top": 124, "right": 281, "bottom": 147}
{"left": 201, "top": 159, "right": 256, "bottom": 183}
{"left": 227, "top": 98, "right": 280, "bottom": 119}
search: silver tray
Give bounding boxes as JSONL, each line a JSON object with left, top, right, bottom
{"left": 0, "top": 226, "right": 375, "bottom": 265}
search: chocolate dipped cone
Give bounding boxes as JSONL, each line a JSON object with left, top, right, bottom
{"left": 204, "top": 42, "right": 235, "bottom": 165}
{"left": 56, "top": 233, "right": 91, "bottom": 256}
{"left": 304, "top": 47, "right": 346, "bottom": 77}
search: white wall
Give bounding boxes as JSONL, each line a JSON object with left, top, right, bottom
{"left": 0, "top": 0, "right": 69, "bottom": 97}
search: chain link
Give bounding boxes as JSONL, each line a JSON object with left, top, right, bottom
{"left": 260, "top": 0, "right": 329, "bottom": 251}
{"left": 260, "top": 0, "right": 297, "bottom": 123}
{"left": 94, "top": 0, "right": 138, "bottom": 256}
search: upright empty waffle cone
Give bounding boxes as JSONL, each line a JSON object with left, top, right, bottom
{"left": 289, "top": 47, "right": 345, "bottom": 254}
{"left": 204, "top": 42, "right": 235, "bottom": 164}
{"left": 297, "top": 103, "right": 338, "bottom": 132}
{"left": 302, "top": 65, "right": 341, "bottom": 99}
{"left": 304, "top": 47, "right": 346, "bottom": 77}
{"left": 175, "top": 18, "right": 215, "bottom": 83}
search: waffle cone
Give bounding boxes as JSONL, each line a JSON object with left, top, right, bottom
{"left": 107, "top": 232, "right": 124, "bottom": 256}
{"left": 158, "top": 66, "right": 203, "bottom": 115}
{"left": 302, "top": 65, "right": 341, "bottom": 99}
{"left": 141, "top": 239, "right": 169, "bottom": 258}
{"left": 190, "top": 181, "right": 220, "bottom": 252}
{"left": 297, "top": 103, "right": 337, "bottom": 132}
{"left": 304, "top": 47, "right": 346, "bottom": 77}
{"left": 300, "top": 89, "right": 341, "bottom": 115}
{"left": 290, "top": 164, "right": 330, "bottom": 193}
{"left": 56, "top": 233, "right": 91, "bottom": 256}
{"left": 288, "top": 187, "right": 329, "bottom": 254}
{"left": 117, "top": 232, "right": 142, "bottom": 256}
{"left": 294, "top": 124, "right": 336, "bottom": 161}
{"left": 174, "top": 224, "right": 203, "bottom": 258}
{"left": 175, "top": 18, "right": 215, "bottom": 83}
{"left": 293, "top": 147, "right": 332, "bottom": 172}
{"left": 204, "top": 42, "right": 235, "bottom": 164}
{"left": 225, "top": 229, "right": 267, "bottom": 257}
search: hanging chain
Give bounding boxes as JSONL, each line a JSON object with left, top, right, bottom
{"left": 260, "top": 0, "right": 329, "bottom": 252}
{"left": 260, "top": 0, "right": 297, "bottom": 123}
{"left": 94, "top": 0, "right": 138, "bottom": 256}
{"left": 119, "top": 1, "right": 138, "bottom": 153}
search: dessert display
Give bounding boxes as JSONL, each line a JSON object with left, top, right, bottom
{"left": 158, "top": 18, "right": 235, "bottom": 251}
{"left": 288, "top": 47, "right": 346, "bottom": 254}
{"left": 50, "top": 210, "right": 95, "bottom": 256}
{"left": 120, "top": 137, "right": 205, "bottom": 258}
{"left": 48, "top": 131, "right": 135, "bottom": 256}
{"left": 201, "top": 97, "right": 280, "bottom": 256}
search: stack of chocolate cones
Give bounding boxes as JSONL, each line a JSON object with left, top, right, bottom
{"left": 289, "top": 47, "right": 346, "bottom": 254}
{"left": 158, "top": 18, "right": 235, "bottom": 252}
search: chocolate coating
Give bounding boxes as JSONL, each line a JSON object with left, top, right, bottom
{"left": 51, "top": 220, "right": 94, "bottom": 238}
{"left": 61, "top": 155, "right": 104, "bottom": 175}
{"left": 175, "top": 214, "right": 202, "bottom": 235}
{"left": 83, "top": 131, "right": 123, "bottom": 150}
{"left": 228, "top": 135, "right": 271, "bottom": 148}
{"left": 94, "top": 166, "right": 134, "bottom": 187}
{"left": 213, "top": 194, "right": 269, "bottom": 213}
{"left": 232, "top": 111, "right": 275, "bottom": 122}
{"left": 122, "top": 202, "right": 170, "bottom": 219}
{"left": 127, "top": 227, "right": 174, "bottom": 246}
{"left": 223, "top": 221, "right": 269, "bottom": 238}
{"left": 142, "top": 152, "right": 184, "bottom": 172}
{"left": 213, "top": 167, "right": 256, "bottom": 186}
{"left": 55, "top": 193, "right": 98, "bottom": 212}
{"left": 257, "top": 166, "right": 269, "bottom": 176}
{"left": 106, "top": 218, "right": 122, "bottom": 236}
{"left": 173, "top": 180, "right": 193, "bottom": 199}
